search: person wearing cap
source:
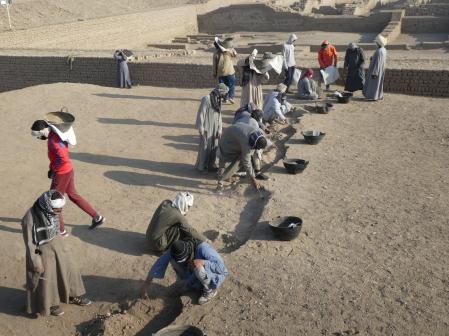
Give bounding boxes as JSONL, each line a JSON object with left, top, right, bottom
{"left": 217, "top": 122, "right": 268, "bottom": 191}
{"left": 141, "top": 238, "right": 228, "bottom": 305}
{"left": 213, "top": 37, "right": 237, "bottom": 104}
{"left": 113, "top": 50, "right": 132, "bottom": 89}
{"left": 344, "top": 42, "right": 365, "bottom": 93}
{"left": 195, "top": 83, "right": 229, "bottom": 172}
{"left": 145, "top": 192, "right": 206, "bottom": 252}
{"left": 297, "top": 68, "right": 319, "bottom": 100}
{"left": 318, "top": 40, "right": 338, "bottom": 91}
{"left": 263, "top": 83, "right": 293, "bottom": 123}
{"left": 282, "top": 34, "right": 298, "bottom": 93}
{"left": 30, "top": 111, "right": 105, "bottom": 236}
{"left": 239, "top": 49, "right": 270, "bottom": 110}
{"left": 363, "top": 34, "right": 387, "bottom": 101}
{"left": 21, "top": 190, "right": 91, "bottom": 317}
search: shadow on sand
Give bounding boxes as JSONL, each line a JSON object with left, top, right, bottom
{"left": 97, "top": 117, "right": 195, "bottom": 129}
{"left": 94, "top": 93, "right": 199, "bottom": 102}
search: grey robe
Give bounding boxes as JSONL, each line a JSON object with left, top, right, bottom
{"left": 218, "top": 122, "right": 258, "bottom": 182}
{"left": 114, "top": 52, "right": 132, "bottom": 88}
{"left": 297, "top": 78, "right": 319, "bottom": 100}
{"left": 240, "top": 71, "right": 269, "bottom": 110}
{"left": 22, "top": 209, "right": 86, "bottom": 316}
{"left": 363, "top": 47, "right": 387, "bottom": 100}
{"left": 195, "top": 95, "right": 223, "bottom": 171}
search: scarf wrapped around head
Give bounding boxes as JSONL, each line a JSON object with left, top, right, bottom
{"left": 348, "top": 42, "right": 358, "bottom": 50}
{"left": 375, "top": 34, "right": 387, "bottom": 48}
{"left": 210, "top": 83, "right": 229, "bottom": 112}
{"left": 170, "top": 238, "right": 197, "bottom": 264}
{"left": 248, "top": 130, "right": 265, "bottom": 149}
{"left": 172, "top": 192, "right": 194, "bottom": 216}
{"left": 287, "top": 34, "right": 297, "bottom": 44}
{"left": 300, "top": 68, "right": 314, "bottom": 81}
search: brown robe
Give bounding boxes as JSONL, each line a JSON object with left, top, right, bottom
{"left": 22, "top": 209, "right": 86, "bottom": 316}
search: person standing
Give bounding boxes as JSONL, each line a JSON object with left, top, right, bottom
{"left": 344, "top": 42, "right": 365, "bottom": 92}
{"left": 213, "top": 37, "right": 237, "bottom": 104}
{"left": 21, "top": 190, "right": 91, "bottom": 317}
{"left": 141, "top": 238, "right": 228, "bottom": 305}
{"left": 318, "top": 40, "right": 338, "bottom": 91}
{"left": 31, "top": 111, "right": 105, "bottom": 236}
{"left": 195, "top": 83, "right": 229, "bottom": 172}
{"left": 113, "top": 50, "right": 132, "bottom": 89}
{"left": 145, "top": 192, "right": 206, "bottom": 252}
{"left": 282, "top": 34, "right": 298, "bottom": 93}
{"left": 363, "top": 35, "right": 387, "bottom": 101}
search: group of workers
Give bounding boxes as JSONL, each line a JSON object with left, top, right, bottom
{"left": 21, "top": 32, "right": 388, "bottom": 318}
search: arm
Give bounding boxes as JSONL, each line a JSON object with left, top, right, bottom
{"left": 282, "top": 45, "right": 288, "bottom": 69}
{"left": 273, "top": 99, "right": 286, "bottom": 121}
{"left": 318, "top": 50, "right": 325, "bottom": 69}
{"left": 22, "top": 211, "right": 44, "bottom": 273}
{"left": 195, "top": 97, "right": 207, "bottom": 135}
{"left": 212, "top": 52, "right": 219, "bottom": 78}
{"left": 148, "top": 251, "right": 171, "bottom": 279}
{"left": 304, "top": 78, "right": 313, "bottom": 95}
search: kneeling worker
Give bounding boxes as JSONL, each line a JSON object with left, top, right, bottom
{"left": 145, "top": 192, "right": 206, "bottom": 252}
{"left": 140, "top": 238, "right": 228, "bottom": 305}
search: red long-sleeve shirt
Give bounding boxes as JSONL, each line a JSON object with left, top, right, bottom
{"left": 318, "top": 45, "right": 338, "bottom": 68}
{"left": 48, "top": 131, "right": 73, "bottom": 174}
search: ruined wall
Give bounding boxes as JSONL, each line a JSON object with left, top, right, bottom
{"left": 1, "top": 56, "right": 448, "bottom": 97}
{"left": 198, "top": 4, "right": 391, "bottom": 33}
{"left": 405, "top": 3, "right": 449, "bottom": 15}
{"left": 401, "top": 16, "right": 449, "bottom": 33}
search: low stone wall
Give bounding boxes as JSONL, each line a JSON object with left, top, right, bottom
{"left": 405, "top": 3, "right": 449, "bottom": 16}
{"left": 1, "top": 55, "right": 448, "bottom": 98}
{"left": 402, "top": 16, "right": 449, "bottom": 33}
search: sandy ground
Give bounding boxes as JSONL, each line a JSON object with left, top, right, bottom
{"left": 0, "top": 83, "right": 448, "bottom": 335}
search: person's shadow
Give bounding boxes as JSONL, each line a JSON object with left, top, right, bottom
{"left": 0, "top": 217, "right": 22, "bottom": 234}
{"left": 0, "top": 286, "right": 28, "bottom": 317}
{"left": 68, "top": 224, "right": 149, "bottom": 256}
{"left": 97, "top": 117, "right": 194, "bottom": 130}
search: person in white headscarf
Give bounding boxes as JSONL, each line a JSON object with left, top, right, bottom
{"left": 363, "top": 34, "right": 387, "bottom": 101}
{"left": 145, "top": 192, "right": 206, "bottom": 252}
{"left": 282, "top": 34, "right": 298, "bottom": 93}
{"left": 263, "top": 83, "right": 293, "bottom": 123}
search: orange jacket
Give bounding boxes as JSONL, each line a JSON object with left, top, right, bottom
{"left": 318, "top": 45, "right": 338, "bottom": 68}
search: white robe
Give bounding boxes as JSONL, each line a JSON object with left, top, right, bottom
{"left": 363, "top": 47, "right": 387, "bottom": 101}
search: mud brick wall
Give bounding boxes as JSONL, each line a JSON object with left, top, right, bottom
{"left": 401, "top": 16, "right": 449, "bottom": 33}
{"left": 198, "top": 4, "right": 391, "bottom": 33}
{"left": 1, "top": 56, "right": 448, "bottom": 98}
{"left": 405, "top": 4, "right": 449, "bottom": 16}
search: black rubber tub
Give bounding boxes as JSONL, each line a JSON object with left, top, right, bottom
{"left": 269, "top": 216, "right": 303, "bottom": 241}
{"left": 154, "top": 325, "right": 204, "bottom": 336}
{"left": 283, "top": 159, "right": 309, "bottom": 174}
{"left": 337, "top": 92, "right": 353, "bottom": 104}
{"left": 302, "top": 131, "right": 326, "bottom": 144}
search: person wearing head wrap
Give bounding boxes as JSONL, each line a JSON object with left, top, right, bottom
{"left": 195, "top": 83, "right": 229, "bottom": 172}
{"left": 363, "top": 34, "right": 387, "bottom": 101}
{"left": 282, "top": 33, "right": 298, "bottom": 93}
{"left": 217, "top": 121, "right": 268, "bottom": 191}
{"left": 263, "top": 83, "right": 293, "bottom": 123}
{"left": 344, "top": 42, "right": 365, "bottom": 92}
{"left": 30, "top": 111, "right": 105, "bottom": 236}
{"left": 113, "top": 50, "right": 132, "bottom": 89}
{"left": 238, "top": 50, "right": 270, "bottom": 110}
{"left": 145, "top": 192, "right": 206, "bottom": 252}
{"left": 318, "top": 40, "right": 338, "bottom": 91}
{"left": 213, "top": 37, "right": 237, "bottom": 103}
{"left": 141, "top": 238, "right": 228, "bottom": 305}
{"left": 297, "top": 68, "right": 319, "bottom": 100}
{"left": 21, "top": 190, "right": 91, "bottom": 317}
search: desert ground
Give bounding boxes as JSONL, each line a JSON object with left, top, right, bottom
{"left": 0, "top": 82, "right": 448, "bottom": 335}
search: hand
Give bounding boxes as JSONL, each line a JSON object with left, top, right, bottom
{"left": 34, "top": 265, "right": 44, "bottom": 274}
{"left": 199, "top": 130, "right": 204, "bottom": 137}
{"left": 372, "top": 74, "right": 378, "bottom": 79}
{"left": 190, "top": 259, "right": 205, "bottom": 269}
{"left": 47, "top": 169, "right": 54, "bottom": 179}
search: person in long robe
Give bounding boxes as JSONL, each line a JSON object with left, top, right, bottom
{"left": 213, "top": 37, "right": 237, "bottom": 104}
{"left": 344, "top": 43, "right": 365, "bottom": 92}
{"left": 140, "top": 238, "right": 228, "bottom": 305}
{"left": 145, "top": 192, "right": 206, "bottom": 252}
{"left": 22, "top": 190, "right": 91, "bottom": 317}
{"left": 113, "top": 50, "right": 132, "bottom": 89}
{"left": 195, "top": 83, "right": 229, "bottom": 172}
{"left": 297, "top": 68, "right": 319, "bottom": 100}
{"left": 239, "top": 49, "right": 269, "bottom": 110}
{"left": 363, "top": 35, "right": 387, "bottom": 101}
{"left": 282, "top": 34, "right": 298, "bottom": 93}
{"left": 217, "top": 122, "right": 267, "bottom": 191}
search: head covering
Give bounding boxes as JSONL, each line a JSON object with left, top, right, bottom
{"left": 287, "top": 34, "right": 298, "bottom": 44}
{"left": 375, "top": 34, "right": 387, "bottom": 48}
{"left": 248, "top": 130, "right": 265, "bottom": 149}
{"left": 45, "top": 108, "right": 77, "bottom": 146}
{"left": 223, "top": 37, "right": 234, "bottom": 49}
{"left": 172, "top": 192, "right": 194, "bottom": 216}
{"left": 250, "top": 49, "right": 258, "bottom": 58}
{"left": 300, "top": 68, "right": 314, "bottom": 81}
{"left": 321, "top": 40, "right": 329, "bottom": 46}
{"left": 276, "top": 83, "right": 287, "bottom": 93}
{"left": 170, "top": 239, "right": 196, "bottom": 264}
{"left": 214, "top": 83, "right": 229, "bottom": 95}
{"left": 348, "top": 42, "right": 358, "bottom": 50}
{"left": 32, "top": 190, "right": 65, "bottom": 246}
{"left": 31, "top": 119, "right": 50, "bottom": 139}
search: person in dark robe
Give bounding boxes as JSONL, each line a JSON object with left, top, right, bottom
{"left": 21, "top": 190, "right": 91, "bottom": 317}
{"left": 113, "top": 50, "right": 132, "bottom": 89}
{"left": 344, "top": 42, "right": 365, "bottom": 92}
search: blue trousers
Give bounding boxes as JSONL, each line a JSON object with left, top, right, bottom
{"left": 218, "top": 74, "right": 236, "bottom": 99}
{"left": 283, "top": 66, "right": 295, "bottom": 86}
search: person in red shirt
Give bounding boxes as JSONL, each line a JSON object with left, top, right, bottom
{"left": 318, "top": 40, "right": 338, "bottom": 91}
{"left": 31, "top": 117, "right": 105, "bottom": 236}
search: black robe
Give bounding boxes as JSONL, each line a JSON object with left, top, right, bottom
{"left": 344, "top": 47, "right": 365, "bottom": 92}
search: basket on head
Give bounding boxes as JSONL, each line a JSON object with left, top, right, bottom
{"left": 44, "top": 107, "right": 75, "bottom": 132}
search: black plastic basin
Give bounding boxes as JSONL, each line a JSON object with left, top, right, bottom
{"left": 269, "top": 216, "right": 303, "bottom": 241}
{"left": 302, "top": 131, "right": 326, "bottom": 144}
{"left": 283, "top": 159, "right": 309, "bottom": 174}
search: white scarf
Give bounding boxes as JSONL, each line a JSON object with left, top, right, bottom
{"left": 172, "top": 192, "right": 194, "bottom": 216}
{"left": 49, "top": 124, "right": 77, "bottom": 146}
